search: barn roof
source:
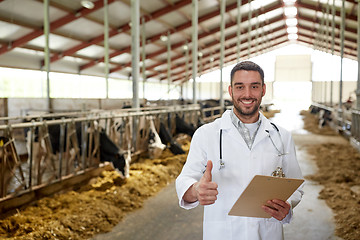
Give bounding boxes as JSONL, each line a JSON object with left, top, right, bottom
{"left": 0, "top": 0, "right": 358, "bottom": 83}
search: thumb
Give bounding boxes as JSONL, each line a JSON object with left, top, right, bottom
{"left": 203, "top": 160, "right": 213, "bottom": 182}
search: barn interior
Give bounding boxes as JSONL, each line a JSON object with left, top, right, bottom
{"left": 0, "top": 0, "right": 359, "bottom": 239}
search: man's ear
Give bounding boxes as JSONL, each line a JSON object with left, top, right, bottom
{"left": 228, "top": 85, "right": 232, "bottom": 97}
{"left": 262, "top": 83, "right": 266, "bottom": 97}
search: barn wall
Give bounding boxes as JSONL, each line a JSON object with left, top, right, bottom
{"left": 182, "top": 81, "right": 273, "bottom": 103}
{"left": 4, "top": 98, "right": 146, "bottom": 119}
{"left": 263, "top": 81, "right": 273, "bottom": 103}
{"left": 312, "top": 81, "right": 357, "bottom": 104}
{"left": 275, "top": 55, "right": 312, "bottom": 82}
{"left": 0, "top": 98, "right": 7, "bottom": 118}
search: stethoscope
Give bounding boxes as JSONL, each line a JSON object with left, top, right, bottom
{"left": 218, "top": 122, "right": 287, "bottom": 170}
{"left": 265, "top": 122, "right": 287, "bottom": 157}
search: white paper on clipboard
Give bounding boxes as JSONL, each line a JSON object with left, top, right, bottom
{"left": 228, "top": 175, "right": 304, "bottom": 218}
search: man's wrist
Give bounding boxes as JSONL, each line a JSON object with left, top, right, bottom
{"left": 183, "top": 183, "right": 198, "bottom": 203}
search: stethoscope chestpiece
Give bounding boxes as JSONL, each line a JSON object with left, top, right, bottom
{"left": 219, "top": 160, "right": 225, "bottom": 170}
{"left": 271, "top": 167, "right": 285, "bottom": 178}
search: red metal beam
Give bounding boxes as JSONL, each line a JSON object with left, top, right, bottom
{"left": 296, "top": 1, "right": 357, "bottom": 22}
{"left": 108, "top": 1, "right": 281, "bottom": 74}
{"left": 297, "top": 13, "right": 357, "bottom": 35}
{"left": 54, "top": 0, "right": 192, "bottom": 67}
{"left": 297, "top": 32, "right": 357, "bottom": 58}
{"left": 146, "top": 20, "right": 286, "bottom": 79}
{"left": 151, "top": 26, "right": 287, "bottom": 81}
{"left": 297, "top": 38, "right": 356, "bottom": 60}
{"left": 170, "top": 37, "right": 289, "bottom": 83}
{"left": 81, "top": 0, "right": 255, "bottom": 72}
{"left": 171, "top": 29, "right": 358, "bottom": 82}
{"left": 0, "top": 0, "right": 111, "bottom": 56}
{"left": 147, "top": 22, "right": 286, "bottom": 80}
{"left": 297, "top": 23, "right": 357, "bottom": 46}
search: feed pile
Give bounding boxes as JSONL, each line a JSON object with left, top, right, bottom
{"left": 0, "top": 139, "right": 190, "bottom": 240}
{"left": 302, "top": 110, "right": 360, "bottom": 240}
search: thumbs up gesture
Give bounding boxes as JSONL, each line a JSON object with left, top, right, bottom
{"left": 194, "top": 160, "right": 219, "bottom": 205}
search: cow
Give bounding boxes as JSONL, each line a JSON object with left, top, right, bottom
{"left": 99, "top": 130, "right": 130, "bottom": 178}
{"left": 175, "top": 114, "right": 196, "bottom": 137}
{"left": 159, "top": 122, "right": 185, "bottom": 155}
{"left": 308, "top": 105, "right": 334, "bottom": 128}
{"left": 0, "top": 136, "right": 25, "bottom": 197}
{"left": 318, "top": 109, "right": 333, "bottom": 128}
{"left": 199, "top": 99, "right": 232, "bottom": 117}
{"left": 24, "top": 118, "right": 130, "bottom": 180}
{"left": 148, "top": 117, "right": 166, "bottom": 159}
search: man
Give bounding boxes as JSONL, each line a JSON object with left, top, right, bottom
{"left": 175, "top": 61, "right": 303, "bottom": 240}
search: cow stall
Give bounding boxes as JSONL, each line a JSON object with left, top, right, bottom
{"left": 0, "top": 104, "right": 206, "bottom": 212}
{"left": 309, "top": 102, "right": 360, "bottom": 152}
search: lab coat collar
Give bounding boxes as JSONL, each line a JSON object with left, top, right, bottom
{"left": 219, "top": 110, "right": 248, "bottom": 148}
{"left": 219, "top": 110, "right": 275, "bottom": 132}
{"left": 219, "top": 110, "right": 277, "bottom": 149}
{"left": 253, "top": 112, "right": 277, "bottom": 148}
{"left": 219, "top": 110, "right": 235, "bottom": 130}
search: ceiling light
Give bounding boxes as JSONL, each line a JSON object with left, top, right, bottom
{"left": 287, "top": 26, "right": 298, "bottom": 34}
{"left": 288, "top": 33, "right": 298, "bottom": 40}
{"left": 183, "top": 45, "right": 188, "bottom": 50}
{"left": 250, "top": 0, "right": 262, "bottom": 10}
{"left": 258, "top": 14, "right": 266, "bottom": 22}
{"left": 160, "top": 35, "right": 168, "bottom": 42}
{"left": 286, "top": 18, "right": 298, "bottom": 26}
{"left": 283, "top": 0, "right": 296, "bottom": 3}
{"left": 198, "top": 52, "right": 203, "bottom": 57}
{"left": 210, "top": 57, "right": 214, "bottom": 62}
{"left": 81, "top": 0, "right": 94, "bottom": 9}
{"left": 284, "top": 7, "right": 297, "bottom": 17}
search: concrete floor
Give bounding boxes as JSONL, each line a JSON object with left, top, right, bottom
{"left": 92, "top": 107, "right": 344, "bottom": 240}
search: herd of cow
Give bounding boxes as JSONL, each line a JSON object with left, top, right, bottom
{"left": 0, "top": 110, "right": 200, "bottom": 199}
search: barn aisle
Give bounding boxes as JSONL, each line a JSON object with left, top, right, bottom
{"left": 274, "top": 106, "right": 344, "bottom": 240}
{"left": 92, "top": 106, "right": 343, "bottom": 240}
{"left": 92, "top": 178, "right": 203, "bottom": 240}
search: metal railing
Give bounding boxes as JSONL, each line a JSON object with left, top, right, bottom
{"left": 351, "top": 109, "right": 360, "bottom": 150}
{"left": 310, "top": 102, "right": 360, "bottom": 151}
{"left": 0, "top": 105, "right": 205, "bottom": 210}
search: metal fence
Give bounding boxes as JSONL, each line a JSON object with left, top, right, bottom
{"left": 310, "top": 102, "right": 360, "bottom": 151}
{"left": 351, "top": 109, "right": 360, "bottom": 151}
{"left": 0, "top": 104, "right": 206, "bottom": 211}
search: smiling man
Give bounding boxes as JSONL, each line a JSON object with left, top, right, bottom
{"left": 229, "top": 62, "right": 266, "bottom": 123}
{"left": 176, "top": 61, "right": 304, "bottom": 240}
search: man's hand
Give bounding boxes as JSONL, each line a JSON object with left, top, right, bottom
{"left": 262, "top": 199, "right": 291, "bottom": 221}
{"left": 194, "top": 160, "right": 219, "bottom": 205}
{"left": 183, "top": 160, "right": 218, "bottom": 205}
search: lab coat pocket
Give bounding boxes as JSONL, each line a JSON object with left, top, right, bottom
{"left": 261, "top": 149, "right": 283, "bottom": 176}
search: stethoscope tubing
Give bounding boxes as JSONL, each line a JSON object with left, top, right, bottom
{"left": 218, "top": 123, "right": 286, "bottom": 170}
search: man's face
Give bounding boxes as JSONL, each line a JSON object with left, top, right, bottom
{"left": 228, "top": 70, "right": 266, "bottom": 123}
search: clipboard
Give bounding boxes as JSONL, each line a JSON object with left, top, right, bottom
{"left": 228, "top": 175, "right": 304, "bottom": 218}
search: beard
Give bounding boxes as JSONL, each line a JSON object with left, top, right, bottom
{"left": 232, "top": 97, "right": 261, "bottom": 118}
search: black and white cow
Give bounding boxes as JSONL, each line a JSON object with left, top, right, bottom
{"left": 148, "top": 117, "right": 166, "bottom": 159}
{"left": 175, "top": 114, "right": 196, "bottom": 137}
{"left": 159, "top": 122, "right": 185, "bottom": 155}
{"left": 99, "top": 129, "right": 130, "bottom": 178}
{"left": 24, "top": 118, "right": 130, "bottom": 178}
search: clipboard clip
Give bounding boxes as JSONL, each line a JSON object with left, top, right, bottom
{"left": 271, "top": 167, "right": 285, "bottom": 178}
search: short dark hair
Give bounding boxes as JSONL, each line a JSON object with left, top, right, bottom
{"left": 230, "top": 61, "right": 264, "bottom": 85}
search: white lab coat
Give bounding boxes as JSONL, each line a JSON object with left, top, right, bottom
{"left": 176, "top": 110, "right": 304, "bottom": 240}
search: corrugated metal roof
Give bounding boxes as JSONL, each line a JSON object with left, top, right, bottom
{"left": 0, "top": 0, "right": 358, "bottom": 83}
